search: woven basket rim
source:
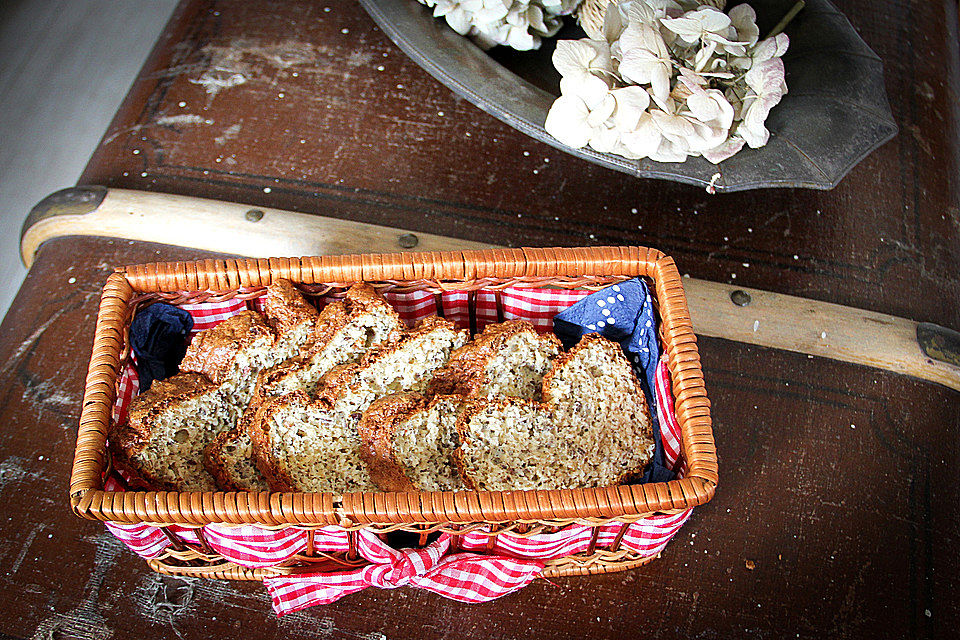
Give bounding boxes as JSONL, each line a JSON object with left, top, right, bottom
{"left": 70, "top": 246, "right": 717, "bottom": 528}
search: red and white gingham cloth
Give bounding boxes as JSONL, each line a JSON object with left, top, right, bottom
{"left": 264, "top": 531, "right": 544, "bottom": 613}
{"left": 105, "top": 287, "right": 692, "bottom": 613}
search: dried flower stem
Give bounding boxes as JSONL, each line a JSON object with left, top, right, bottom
{"left": 765, "top": 0, "right": 805, "bottom": 39}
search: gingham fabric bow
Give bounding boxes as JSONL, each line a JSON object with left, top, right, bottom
{"left": 263, "top": 531, "right": 545, "bottom": 614}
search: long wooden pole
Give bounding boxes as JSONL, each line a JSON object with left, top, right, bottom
{"left": 20, "top": 187, "right": 960, "bottom": 391}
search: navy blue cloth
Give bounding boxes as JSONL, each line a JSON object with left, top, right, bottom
{"left": 553, "top": 279, "right": 674, "bottom": 483}
{"left": 130, "top": 303, "right": 194, "bottom": 391}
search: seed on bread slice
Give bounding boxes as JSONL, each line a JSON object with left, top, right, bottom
{"left": 250, "top": 392, "right": 376, "bottom": 493}
{"left": 206, "top": 284, "right": 403, "bottom": 490}
{"left": 251, "top": 316, "right": 468, "bottom": 493}
{"left": 109, "top": 373, "right": 225, "bottom": 491}
{"left": 428, "top": 320, "right": 561, "bottom": 400}
{"left": 455, "top": 333, "right": 655, "bottom": 491}
{"left": 359, "top": 393, "right": 467, "bottom": 492}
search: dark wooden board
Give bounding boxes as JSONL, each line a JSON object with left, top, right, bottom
{"left": 2, "top": 0, "right": 958, "bottom": 636}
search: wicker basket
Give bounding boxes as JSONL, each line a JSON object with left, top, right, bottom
{"left": 70, "top": 246, "right": 716, "bottom": 580}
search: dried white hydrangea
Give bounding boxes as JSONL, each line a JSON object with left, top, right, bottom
{"left": 418, "top": 0, "right": 582, "bottom": 50}
{"left": 545, "top": 0, "right": 789, "bottom": 163}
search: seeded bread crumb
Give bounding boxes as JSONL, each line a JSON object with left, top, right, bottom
{"left": 360, "top": 393, "right": 467, "bottom": 492}
{"left": 455, "top": 333, "right": 655, "bottom": 491}
{"left": 429, "top": 320, "right": 561, "bottom": 400}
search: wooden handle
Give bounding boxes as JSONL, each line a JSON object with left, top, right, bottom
{"left": 21, "top": 187, "right": 960, "bottom": 391}
{"left": 20, "top": 186, "right": 493, "bottom": 268}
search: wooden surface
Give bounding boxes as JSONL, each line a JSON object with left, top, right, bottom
{"left": 0, "top": 0, "right": 958, "bottom": 638}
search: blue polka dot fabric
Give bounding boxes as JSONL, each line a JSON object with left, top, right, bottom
{"left": 553, "top": 279, "right": 675, "bottom": 483}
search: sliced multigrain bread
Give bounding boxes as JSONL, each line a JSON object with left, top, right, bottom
{"left": 248, "top": 283, "right": 403, "bottom": 410}
{"left": 316, "top": 315, "right": 470, "bottom": 417}
{"left": 428, "top": 320, "right": 562, "bottom": 400}
{"left": 359, "top": 393, "right": 467, "bottom": 492}
{"left": 205, "top": 284, "right": 403, "bottom": 490}
{"left": 454, "top": 333, "right": 655, "bottom": 491}
{"left": 109, "top": 373, "right": 225, "bottom": 491}
{"left": 541, "top": 333, "right": 654, "bottom": 483}
{"left": 250, "top": 316, "right": 469, "bottom": 493}
{"left": 249, "top": 392, "right": 377, "bottom": 493}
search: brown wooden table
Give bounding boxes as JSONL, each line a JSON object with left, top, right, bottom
{"left": 1, "top": 1, "right": 958, "bottom": 638}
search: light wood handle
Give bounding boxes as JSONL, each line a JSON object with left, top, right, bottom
{"left": 21, "top": 187, "right": 960, "bottom": 391}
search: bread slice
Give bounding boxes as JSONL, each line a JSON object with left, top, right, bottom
{"left": 178, "top": 309, "right": 276, "bottom": 412}
{"left": 249, "top": 283, "right": 403, "bottom": 410}
{"left": 204, "top": 426, "right": 270, "bottom": 492}
{"left": 454, "top": 333, "right": 655, "bottom": 491}
{"left": 251, "top": 316, "right": 469, "bottom": 493}
{"left": 250, "top": 392, "right": 376, "bottom": 493}
{"left": 109, "top": 373, "right": 225, "bottom": 491}
{"left": 316, "top": 315, "right": 469, "bottom": 417}
{"left": 205, "top": 284, "right": 403, "bottom": 490}
{"left": 262, "top": 279, "right": 319, "bottom": 359}
{"left": 359, "top": 393, "right": 467, "bottom": 492}
{"left": 428, "top": 320, "right": 561, "bottom": 400}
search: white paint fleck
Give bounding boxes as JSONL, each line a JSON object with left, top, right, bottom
{"left": 132, "top": 149, "right": 140, "bottom": 155}
{"left": 177, "top": 101, "right": 186, "bottom": 107}
{"left": 140, "top": 172, "right": 147, "bottom": 177}
{"left": 156, "top": 114, "right": 212, "bottom": 126}
{"left": 341, "top": 28, "right": 350, "bottom": 34}
{"left": 67, "top": 277, "right": 76, "bottom": 284}
{"left": 753, "top": 320, "right": 759, "bottom": 332}
{"left": 263, "top": 187, "right": 272, "bottom": 193}
{"left": 215, "top": 123, "right": 242, "bottom": 145}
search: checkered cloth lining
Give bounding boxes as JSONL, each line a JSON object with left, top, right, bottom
{"left": 105, "top": 287, "right": 692, "bottom": 612}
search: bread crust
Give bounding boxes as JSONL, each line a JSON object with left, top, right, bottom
{"left": 247, "top": 392, "right": 312, "bottom": 492}
{"left": 262, "top": 279, "right": 319, "bottom": 335}
{"left": 429, "top": 320, "right": 561, "bottom": 397}
{"left": 179, "top": 310, "right": 274, "bottom": 384}
{"left": 358, "top": 392, "right": 427, "bottom": 492}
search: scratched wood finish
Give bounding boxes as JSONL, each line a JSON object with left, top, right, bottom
{"left": 0, "top": 237, "right": 957, "bottom": 639}
{"left": 79, "top": 0, "right": 960, "bottom": 330}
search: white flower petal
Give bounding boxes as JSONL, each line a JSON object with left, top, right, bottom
{"left": 702, "top": 136, "right": 746, "bottom": 163}
{"left": 545, "top": 95, "right": 593, "bottom": 148}
{"left": 610, "top": 86, "right": 651, "bottom": 129}
{"left": 560, "top": 73, "right": 612, "bottom": 108}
